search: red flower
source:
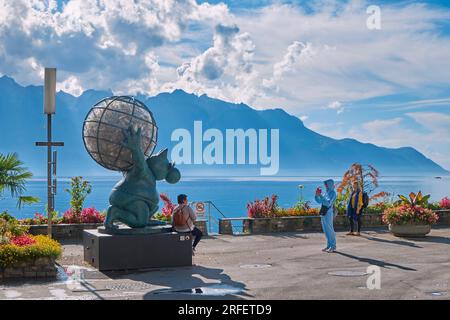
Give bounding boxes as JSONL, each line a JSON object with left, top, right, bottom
{"left": 11, "top": 235, "right": 36, "bottom": 247}
{"left": 247, "top": 194, "right": 279, "bottom": 218}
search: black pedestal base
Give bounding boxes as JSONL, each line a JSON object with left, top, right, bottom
{"left": 83, "top": 229, "right": 192, "bottom": 271}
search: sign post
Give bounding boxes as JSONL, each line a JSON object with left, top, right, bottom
{"left": 194, "top": 201, "right": 211, "bottom": 233}
{"left": 35, "top": 68, "right": 64, "bottom": 238}
{"left": 195, "top": 202, "right": 205, "bottom": 217}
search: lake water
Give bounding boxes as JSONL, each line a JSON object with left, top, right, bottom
{"left": 2, "top": 176, "right": 449, "bottom": 222}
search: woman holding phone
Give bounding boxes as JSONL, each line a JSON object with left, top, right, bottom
{"left": 315, "top": 179, "right": 337, "bottom": 253}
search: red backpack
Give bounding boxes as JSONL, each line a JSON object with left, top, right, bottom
{"left": 173, "top": 205, "right": 188, "bottom": 228}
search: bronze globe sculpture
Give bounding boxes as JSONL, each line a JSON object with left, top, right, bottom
{"left": 82, "top": 96, "right": 180, "bottom": 233}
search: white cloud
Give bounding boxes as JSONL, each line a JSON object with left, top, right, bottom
{"left": 57, "top": 75, "right": 84, "bottom": 96}
{"left": 234, "top": 1, "right": 450, "bottom": 113}
{"left": 362, "top": 118, "right": 403, "bottom": 134}
{"left": 0, "top": 0, "right": 229, "bottom": 95}
{"left": 308, "top": 114, "right": 450, "bottom": 170}
{"left": 178, "top": 24, "right": 250, "bottom": 81}
{"left": 262, "top": 41, "right": 316, "bottom": 91}
{"left": 405, "top": 112, "right": 450, "bottom": 169}
{"left": 274, "top": 42, "right": 313, "bottom": 78}
{"left": 406, "top": 112, "right": 450, "bottom": 135}
{"left": 2, "top": 0, "right": 450, "bottom": 106}
{"left": 162, "top": 23, "right": 261, "bottom": 104}
{"left": 326, "top": 101, "right": 345, "bottom": 114}
{"left": 310, "top": 117, "right": 409, "bottom": 148}
{"left": 1, "top": 0, "right": 450, "bottom": 168}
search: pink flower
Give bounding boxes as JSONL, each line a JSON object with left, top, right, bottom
{"left": 62, "top": 207, "right": 104, "bottom": 224}
{"left": 382, "top": 204, "right": 439, "bottom": 225}
{"left": 439, "top": 197, "right": 450, "bottom": 209}
{"left": 160, "top": 193, "right": 176, "bottom": 217}
{"left": 247, "top": 195, "right": 279, "bottom": 218}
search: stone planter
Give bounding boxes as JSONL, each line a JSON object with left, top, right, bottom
{"left": 196, "top": 219, "right": 208, "bottom": 236}
{"left": 25, "top": 223, "right": 103, "bottom": 241}
{"left": 219, "top": 214, "right": 385, "bottom": 235}
{"left": 436, "top": 210, "right": 450, "bottom": 225}
{"left": 1, "top": 257, "right": 58, "bottom": 280}
{"left": 218, "top": 211, "right": 448, "bottom": 235}
{"left": 388, "top": 223, "right": 432, "bottom": 237}
{"left": 25, "top": 220, "right": 209, "bottom": 240}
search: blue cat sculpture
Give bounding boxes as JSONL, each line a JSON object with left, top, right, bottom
{"left": 104, "top": 126, "right": 181, "bottom": 230}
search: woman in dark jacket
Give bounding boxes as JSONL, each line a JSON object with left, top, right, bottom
{"left": 346, "top": 181, "right": 363, "bottom": 236}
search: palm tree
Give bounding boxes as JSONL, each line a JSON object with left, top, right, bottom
{"left": 0, "top": 153, "right": 39, "bottom": 209}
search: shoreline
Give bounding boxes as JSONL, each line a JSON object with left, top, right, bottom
{"left": 25, "top": 175, "right": 450, "bottom": 182}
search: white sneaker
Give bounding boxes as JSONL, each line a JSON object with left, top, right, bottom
{"left": 322, "top": 247, "right": 329, "bottom": 252}
{"left": 326, "top": 248, "right": 337, "bottom": 253}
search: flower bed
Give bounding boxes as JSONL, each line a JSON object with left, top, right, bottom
{"left": 0, "top": 235, "right": 61, "bottom": 269}
{"left": 247, "top": 195, "right": 320, "bottom": 218}
{"left": 225, "top": 191, "right": 450, "bottom": 235}
{"left": 153, "top": 193, "right": 175, "bottom": 223}
{"left": 440, "top": 197, "right": 450, "bottom": 210}
{"left": 382, "top": 191, "right": 440, "bottom": 237}
{"left": 246, "top": 192, "right": 450, "bottom": 220}
{"left": 382, "top": 204, "right": 439, "bottom": 225}
{"left": 19, "top": 207, "right": 105, "bottom": 225}
{"left": 61, "top": 207, "right": 105, "bottom": 224}
{"left": 0, "top": 217, "right": 62, "bottom": 279}
{"left": 275, "top": 207, "right": 320, "bottom": 217}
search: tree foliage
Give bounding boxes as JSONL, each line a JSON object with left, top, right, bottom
{"left": 0, "top": 153, "right": 39, "bottom": 209}
{"left": 337, "top": 163, "right": 389, "bottom": 202}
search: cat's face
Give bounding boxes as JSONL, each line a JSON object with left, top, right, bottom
{"left": 146, "top": 149, "right": 180, "bottom": 183}
{"left": 166, "top": 166, "right": 181, "bottom": 184}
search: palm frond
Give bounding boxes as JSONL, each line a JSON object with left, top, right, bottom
{"left": 17, "top": 196, "right": 40, "bottom": 209}
{"left": 0, "top": 153, "right": 24, "bottom": 172}
{"left": 0, "top": 152, "right": 34, "bottom": 199}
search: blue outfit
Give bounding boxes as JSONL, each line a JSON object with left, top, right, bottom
{"left": 315, "top": 179, "right": 337, "bottom": 250}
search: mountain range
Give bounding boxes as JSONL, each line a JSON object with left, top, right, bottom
{"left": 0, "top": 75, "right": 447, "bottom": 177}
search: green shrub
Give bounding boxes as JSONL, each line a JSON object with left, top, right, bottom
{"left": 153, "top": 212, "right": 171, "bottom": 223}
{"left": 0, "top": 218, "right": 29, "bottom": 244}
{"left": 426, "top": 202, "right": 441, "bottom": 210}
{"left": 0, "top": 211, "right": 16, "bottom": 222}
{"left": 65, "top": 176, "right": 92, "bottom": 215}
{"left": 19, "top": 212, "right": 61, "bottom": 225}
{"left": 365, "top": 202, "right": 393, "bottom": 215}
{"left": 0, "top": 235, "right": 62, "bottom": 268}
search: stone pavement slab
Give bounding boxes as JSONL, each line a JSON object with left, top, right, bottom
{"left": 1, "top": 227, "right": 449, "bottom": 300}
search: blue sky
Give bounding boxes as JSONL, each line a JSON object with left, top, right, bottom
{"left": 0, "top": 0, "right": 449, "bottom": 170}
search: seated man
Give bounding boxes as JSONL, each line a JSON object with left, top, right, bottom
{"left": 172, "top": 194, "right": 203, "bottom": 255}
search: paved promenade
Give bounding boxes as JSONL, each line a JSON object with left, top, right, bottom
{"left": 1, "top": 227, "right": 449, "bottom": 300}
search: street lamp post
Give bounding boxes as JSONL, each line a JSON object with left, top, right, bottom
{"left": 35, "top": 68, "right": 64, "bottom": 238}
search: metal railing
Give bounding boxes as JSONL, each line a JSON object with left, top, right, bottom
{"left": 189, "top": 200, "right": 241, "bottom": 235}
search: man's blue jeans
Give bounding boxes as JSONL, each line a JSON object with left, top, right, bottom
{"left": 321, "top": 210, "right": 336, "bottom": 250}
